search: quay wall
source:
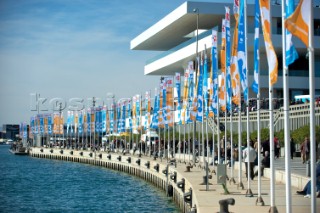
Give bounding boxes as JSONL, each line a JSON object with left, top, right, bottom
{"left": 29, "top": 147, "right": 197, "bottom": 213}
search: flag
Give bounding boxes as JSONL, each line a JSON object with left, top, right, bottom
{"left": 90, "top": 108, "right": 95, "bottom": 133}
{"left": 219, "top": 19, "right": 227, "bottom": 112}
{"left": 59, "top": 112, "right": 64, "bottom": 135}
{"left": 196, "top": 53, "right": 204, "bottom": 122}
{"left": 39, "top": 114, "right": 44, "bottom": 134}
{"left": 127, "top": 100, "right": 132, "bottom": 132}
{"left": 285, "top": 0, "right": 299, "bottom": 65}
{"left": 48, "top": 114, "right": 52, "bottom": 134}
{"left": 145, "top": 91, "right": 150, "bottom": 129}
{"left": 102, "top": 106, "right": 107, "bottom": 133}
{"left": 188, "top": 63, "right": 196, "bottom": 122}
{"left": 211, "top": 29, "right": 219, "bottom": 116}
{"left": 158, "top": 83, "right": 164, "bottom": 128}
{"left": 70, "top": 111, "right": 74, "bottom": 133}
{"left": 132, "top": 96, "right": 136, "bottom": 131}
{"left": 175, "top": 72, "right": 181, "bottom": 124}
{"left": 285, "top": 0, "right": 309, "bottom": 48}
{"left": 83, "top": 110, "right": 87, "bottom": 133}
{"left": 151, "top": 88, "right": 159, "bottom": 129}
{"left": 203, "top": 48, "right": 209, "bottom": 117}
{"left": 74, "top": 111, "right": 78, "bottom": 134}
{"left": 181, "top": 69, "right": 189, "bottom": 124}
{"left": 225, "top": 6, "right": 232, "bottom": 111}
{"left": 162, "top": 81, "right": 168, "bottom": 127}
{"left": 110, "top": 103, "right": 115, "bottom": 133}
{"left": 121, "top": 101, "right": 126, "bottom": 132}
{"left": 231, "top": 1, "right": 241, "bottom": 105}
{"left": 136, "top": 95, "right": 141, "bottom": 129}
{"left": 95, "top": 107, "right": 101, "bottom": 133}
{"left": 252, "top": 0, "right": 260, "bottom": 94}
{"left": 78, "top": 111, "right": 83, "bottom": 134}
{"left": 166, "top": 77, "right": 174, "bottom": 127}
{"left": 116, "top": 104, "right": 120, "bottom": 133}
{"left": 238, "top": 0, "right": 248, "bottom": 100}
{"left": 260, "top": 0, "right": 278, "bottom": 85}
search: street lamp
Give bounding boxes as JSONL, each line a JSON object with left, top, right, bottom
{"left": 192, "top": 8, "right": 199, "bottom": 165}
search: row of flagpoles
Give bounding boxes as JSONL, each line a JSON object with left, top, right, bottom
{"left": 23, "top": 0, "right": 316, "bottom": 212}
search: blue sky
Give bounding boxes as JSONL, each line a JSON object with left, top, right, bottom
{"left": 0, "top": 0, "right": 212, "bottom": 126}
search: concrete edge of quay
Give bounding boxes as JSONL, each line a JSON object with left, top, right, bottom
{"left": 29, "top": 147, "right": 313, "bottom": 213}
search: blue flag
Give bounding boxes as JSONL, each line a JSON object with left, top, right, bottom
{"left": 252, "top": 0, "right": 260, "bottom": 94}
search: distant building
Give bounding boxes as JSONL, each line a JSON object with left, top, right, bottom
{"left": 2, "top": 124, "right": 20, "bottom": 140}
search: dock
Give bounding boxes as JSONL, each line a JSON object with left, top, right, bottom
{"left": 29, "top": 147, "right": 318, "bottom": 213}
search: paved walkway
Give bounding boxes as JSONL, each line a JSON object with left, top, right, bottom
{"left": 172, "top": 155, "right": 318, "bottom": 213}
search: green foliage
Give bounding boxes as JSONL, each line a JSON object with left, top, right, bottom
{"left": 291, "top": 125, "right": 320, "bottom": 145}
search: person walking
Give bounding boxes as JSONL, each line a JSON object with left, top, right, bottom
{"left": 243, "top": 140, "right": 257, "bottom": 180}
{"left": 274, "top": 136, "right": 280, "bottom": 159}
{"left": 301, "top": 137, "right": 310, "bottom": 164}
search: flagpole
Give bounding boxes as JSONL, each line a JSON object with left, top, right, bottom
{"left": 243, "top": 0, "right": 253, "bottom": 197}
{"left": 230, "top": 103, "right": 235, "bottom": 184}
{"left": 212, "top": 115, "right": 215, "bottom": 172}
{"left": 217, "top": 93, "right": 221, "bottom": 164}
{"left": 183, "top": 121, "right": 186, "bottom": 163}
{"left": 308, "top": 1, "right": 316, "bottom": 211}
{"left": 281, "top": 0, "right": 292, "bottom": 212}
{"left": 173, "top": 83, "right": 175, "bottom": 159}
{"left": 193, "top": 8, "right": 199, "bottom": 167}
{"left": 267, "top": 0, "right": 276, "bottom": 210}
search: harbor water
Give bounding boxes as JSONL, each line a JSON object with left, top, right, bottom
{"left": 0, "top": 146, "right": 179, "bottom": 213}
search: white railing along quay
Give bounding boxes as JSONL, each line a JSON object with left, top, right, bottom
{"left": 202, "top": 103, "right": 319, "bottom": 133}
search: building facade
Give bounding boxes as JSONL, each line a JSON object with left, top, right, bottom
{"left": 131, "top": 1, "right": 320, "bottom": 100}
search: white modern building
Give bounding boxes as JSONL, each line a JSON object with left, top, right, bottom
{"left": 131, "top": 0, "right": 320, "bottom": 100}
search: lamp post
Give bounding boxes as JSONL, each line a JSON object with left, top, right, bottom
{"left": 193, "top": 8, "right": 199, "bottom": 166}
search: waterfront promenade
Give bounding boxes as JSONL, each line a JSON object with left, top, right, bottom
{"left": 29, "top": 148, "right": 318, "bottom": 213}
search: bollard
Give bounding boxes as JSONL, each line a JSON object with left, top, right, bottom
{"left": 170, "top": 171, "right": 177, "bottom": 183}
{"left": 145, "top": 161, "right": 150, "bottom": 169}
{"left": 306, "top": 160, "right": 311, "bottom": 177}
{"left": 70, "top": 151, "right": 73, "bottom": 155}
{"left": 170, "top": 159, "right": 177, "bottom": 167}
{"left": 79, "top": 151, "right": 83, "bottom": 156}
{"left": 98, "top": 153, "right": 102, "bottom": 159}
{"left": 162, "top": 168, "right": 168, "bottom": 176}
{"left": 107, "top": 154, "right": 111, "bottom": 160}
{"left": 218, "top": 198, "right": 235, "bottom": 213}
{"left": 136, "top": 159, "right": 141, "bottom": 166}
{"left": 185, "top": 164, "right": 193, "bottom": 172}
{"left": 154, "top": 163, "right": 159, "bottom": 172}
{"left": 60, "top": 150, "right": 63, "bottom": 154}
{"left": 200, "top": 174, "right": 212, "bottom": 185}
{"left": 89, "top": 153, "right": 93, "bottom": 157}
{"left": 177, "top": 178, "right": 185, "bottom": 192}
{"left": 50, "top": 149, "right": 53, "bottom": 153}
{"left": 184, "top": 188, "right": 192, "bottom": 206}
{"left": 40, "top": 148, "right": 43, "bottom": 152}
{"left": 167, "top": 184, "right": 173, "bottom": 197}
{"left": 126, "top": 157, "right": 131, "bottom": 163}
{"left": 117, "top": 155, "right": 121, "bottom": 162}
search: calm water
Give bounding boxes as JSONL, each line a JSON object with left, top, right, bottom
{"left": 0, "top": 146, "right": 179, "bottom": 213}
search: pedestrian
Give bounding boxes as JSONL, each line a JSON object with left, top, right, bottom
{"left": 242, "top": 140, "right": 257, "bottom": 180}
{"left": 255, "top": 151, "right": 270, "bottom": 177}
{"left": 290, "top": 137, "right": 296, "bottom": 160}
{"left": 253, "top": 138, "right": 259, "bottom": 153}
{"left": 274, "top": 136, "right": 280, "bottom": 158}
{"left": 301, "top": 137, "right": 310, "bottom": 164}
{"left": 262, "top": 138, "right": 270, "bottom": 157}
{"left": 296, "top": 160, "right": 320, "bottom": 198}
